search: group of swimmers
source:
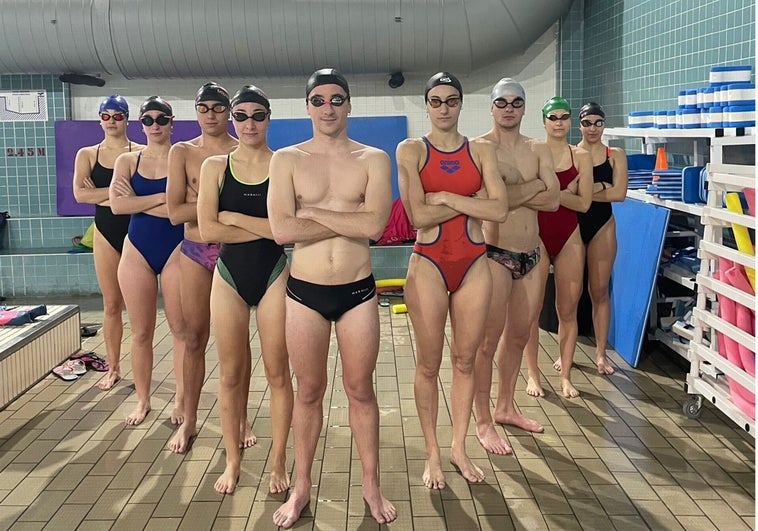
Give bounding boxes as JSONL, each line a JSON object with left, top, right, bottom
{"left": 72, "top": 68, "right": 627, "bottom": 527}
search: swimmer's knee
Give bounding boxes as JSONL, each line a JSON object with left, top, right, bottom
{"left": 450, "top": 350, "right": 476, "bottom": 375}
{"left": 183, "top": 329, "right": 210, "bottom": 353}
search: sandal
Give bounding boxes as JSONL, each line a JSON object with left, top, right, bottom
{"left": 52, "top": 364, "right": 79, "bottom": 381}
{"left": 69, "top": 352, "right": 109, "bottom": 372}
{"left": 64, "top": 359, "right": 87, "bottom": 375}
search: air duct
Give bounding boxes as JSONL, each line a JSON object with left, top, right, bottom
{"left": 0, "top": 0, "right": 572, "bottom": 79}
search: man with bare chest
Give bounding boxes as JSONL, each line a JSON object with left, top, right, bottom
{"left": 473, "top": 78, "right": 560, "bottom": 455}
{"left": 267, "top": 68, "right": 396, "bottom": 529}
{"left": 166, "top": 82, "right": 238, "bottom": 453}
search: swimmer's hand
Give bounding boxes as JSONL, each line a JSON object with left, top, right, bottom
{"left": 112, "top": 178, "right": 135, "bottom": 198}
{"left": 217, "top": 211, "right": 237, "bottom": 226}
{"left": 425, "top": 191, "right": 450, "bottom": 206}
{"left": 470, "top": 187, "right": 489, "bottom": 199}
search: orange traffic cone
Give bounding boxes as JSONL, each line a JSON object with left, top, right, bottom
{"left": 654, "top": 146, "right": 668, "bottom": 171}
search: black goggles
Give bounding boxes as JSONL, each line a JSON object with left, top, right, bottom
{"left": 231, "top": 110, "right": 270, "bottom": 122}
{"left": 140, "top": 114, "right": 172, "bottom": 126}
{"left": 427, "top": 96, "right": 461, "bottom": 108}
{"left": 308, "top": 95, "right": 348, "bottom": 107}
{"left": 493, "top": 98, "right": 524, "bottom": 109}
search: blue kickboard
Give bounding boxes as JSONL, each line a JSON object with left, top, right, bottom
{"left": 608, "top": 198, "right": 670, "bottom": 367}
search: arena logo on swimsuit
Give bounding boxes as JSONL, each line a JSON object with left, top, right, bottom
{"left": 440, "top": 159, "right": 460, "bottom": 174}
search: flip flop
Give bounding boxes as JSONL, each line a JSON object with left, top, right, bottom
{"left": 87, "top": 358, "right": 109, "bottom": 372}
{"left": 70, "top": 351, "right": 95, "bottom": 360}
{"left": 69, "top": 352, "right": 109, "bottom": 372}
{"left": 52, "top": 364, "right": 79, "bottom": 381}
{"left": 64, "top": 359, "right": 87, "bottom": 375}
{"left": 80, "top": 325, "right": 98, "bottom": 337}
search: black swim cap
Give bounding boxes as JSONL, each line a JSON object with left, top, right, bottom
{"left": 231, "top": 85, "right": 271, "bottom": 111}
{"left": 195, "top": 82, "right": 230, "bottom": 106}
{"left": 305, "top": 68, "right": 350, "bottom": 99}
{"left": 424, "top": 72, "right": 463, "bottom": 102}
{"left": 579, "top": 102, "right": 605, "bottom": 119}
{"left": 140, "top": 96, "right": 172, "bottom": 116}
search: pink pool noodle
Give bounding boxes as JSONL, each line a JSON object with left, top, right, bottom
{"left": 744, "top": 187, "right": 755, "bottom": 217}
{"left": 724, "top": 264, "right": 755, "bottom": 376}
{"left": 713, "top": 265, "right": 755, "bottom": 417}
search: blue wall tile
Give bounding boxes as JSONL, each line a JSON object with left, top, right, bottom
{"left": 575, "top": 0, "right": 754, "bottom": 129}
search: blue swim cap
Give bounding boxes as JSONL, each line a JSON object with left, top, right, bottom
{"left": 139, "top": 95, "right": 172, "bottom": 116}
{"left": 99, "top": 94, "right": 129, "bottom": 116}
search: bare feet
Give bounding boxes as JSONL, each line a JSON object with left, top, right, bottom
{"left": 561, "top": 378, "right": 580, "bottom": 398}
{"left": 493, "top": 410, "right": 544, "bottom": 433}
{"left": 125, "top": 401, "right": 151, "bottom": 426}
{"left": 239, "top": 421, "right": 256, "bottom": 449}
{"left": 269, "top": 465, "right": 290, "bottom": 494}
{"left": 214, "top": 463, "right": 239, "bottom": 494}
{"left": 167, "top": 423, "right": 197, "bottom": 454}
{"left": 475, "top": 422, "right": 513, "bottom": 455}
{"left": 171, "top": 405, "right": 184, "bottom": 425}
{"left": 526, "top": 375, "right": 545, "bottom": 397}
{"left": 597, "top": 356, "right": 615, "bottom": 375}
{"left": 363, "top": 486, "right": 397, "bottom": 525}
{"left": 422, "top": 457, "right": 445, "bottom": 489}
{"left": 273, "top": 491, "right": 310, "bottom": 529}
{"left": 449, "top": 450, "right": 485, "bottom": 483}
{"left": 96, "top": 370, "right": 120, "bottom": 391}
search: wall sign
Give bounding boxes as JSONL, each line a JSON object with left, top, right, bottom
{"left": 0, "top": 90, "right": 48, "bottom": 121}
{"left": 6, "top": 147, "right": 46, "bottom": 157}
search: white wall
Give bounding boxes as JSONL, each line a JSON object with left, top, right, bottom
{"left": 72, "top": 26, "right": 557, "bottom": 143}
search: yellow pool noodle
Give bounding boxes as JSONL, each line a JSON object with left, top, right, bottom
{"left": 375, "top": 278, "right": 406, "bottom": 288}
{"left": 391, "top": 304, "right": 408, "bottom": 314}
{"left": 724, "top": 192, "right": 755, "bottom": 290}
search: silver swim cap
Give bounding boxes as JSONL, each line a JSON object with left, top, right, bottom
{"left": 490, "top": 78, "right": 525, "bottom": 102}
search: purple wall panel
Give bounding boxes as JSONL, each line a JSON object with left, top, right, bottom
{"left": 55, "top": 120, "right": 205, "bottom": 216}
{"left": 55, "top": 116, "right": 407, "bottom": 216}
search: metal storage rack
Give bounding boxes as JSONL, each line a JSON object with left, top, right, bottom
{"left": 684, "top": 132, "right": 756, "bottom": 435}
{"left": 604, "top": 128, "right": 756, "bottom": 433}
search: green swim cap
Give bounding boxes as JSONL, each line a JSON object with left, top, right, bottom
{"left": 541, "top": 96, "right": 571, "bottom": 121}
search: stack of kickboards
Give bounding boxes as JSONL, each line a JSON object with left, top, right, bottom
{"left": 629, "top": 64, "right": 754, "bottom": 129}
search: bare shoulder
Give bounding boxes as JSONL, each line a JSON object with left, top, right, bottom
{"left": 170, "top": 137, "right": 200, "bottom": 154}
{"left": 397, "top": 136, "right": 427, "bottom": 157}
{"left": 76, "top": 144, "right": 97, "bottom": 160}
{"left": 131, "top": 142, "right": 146, "bottom": 151}
{"left": 202, "top": 153, "right": 227, "bottom": 169}
{"left": 572, "top": 145, "right": 591, "bottom": 157}
{"left": 469, "top": 135, "right": 497, "bottom": 151}
{"left": 610, "top": 146, "right": 626, "bottom": 159}
{"left": 473, "top": 130, "right": 497, "bottom": 145}
{"left": 349, "top": 140, "right": 389, "bottom": 162}
{"left": 113, "top": 150, "right": 138, "bottom": 173}
{"left": 272, "top": 143, "right": 306, "bottom": 161}
{"left": 469, "top": 137, "right": 498, "bottom": 159}
{"left": 524, "top": 136, "right": 545, "bottom": 150}
{"left": 117, "top": 150, "right": 140, "bottom": 163}
{"left": 469, "top": 135, "right": 491, "bottom": 146}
